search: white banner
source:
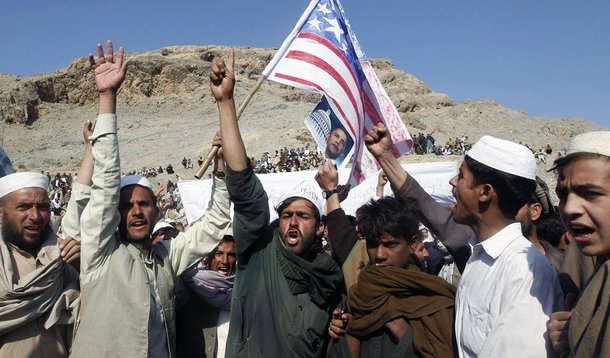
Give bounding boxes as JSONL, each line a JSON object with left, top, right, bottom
{"left": 178, "top": 161, "right": 457, "bottom": 226}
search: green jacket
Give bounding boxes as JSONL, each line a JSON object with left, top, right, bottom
{"left": 225, "top": 164, "right": 343, "bottom": 357}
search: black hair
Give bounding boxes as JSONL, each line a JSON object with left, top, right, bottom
{"left": 464, "top": 155, "right": 536, "bottom": 218}
{"left": 536, "top": 210, "right": 567, "bottom": 247}
{"left": 550, "top": 152, "right": 610, "bottom": 173}
{"left": 275, "top": 196, "right": 321, "bottom": 225}
{"left": 355, "top": 196, "right": 421, "bottom": 245}
{"left": 205, "top": 235, "right": 236, "bottom": 269}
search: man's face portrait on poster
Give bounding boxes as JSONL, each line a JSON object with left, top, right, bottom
{"left": 326, "top": 127, "right": 348, "bottom": 159}
{"left": 304, "top": 96, "right": 354, "bottom": 168}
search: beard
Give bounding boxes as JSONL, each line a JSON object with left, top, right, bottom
{"left": 2, "top": 218, "right": 50, "bottom": 254}
{"left": 283, "top": 228, "right": 318, "bottom": 259}
{"left": 520, "top": 216, "right": 534, "bottom": 239}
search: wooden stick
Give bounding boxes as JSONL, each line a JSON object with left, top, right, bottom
{"left": 195, "top": 75, "right": 266, "bottom": 179}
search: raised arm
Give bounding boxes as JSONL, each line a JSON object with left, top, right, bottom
{"left": 166, "top": 132, "right": 231, "bottom": 275}
{"left": 79, "top": 40, "right": 127, "bottom": 281}
{"left": 365, "top": 123, "right": 473, "bottom": 271}
{"left": 76, "top": 120, "right": 95, "bottom": 186}
{"left": 212, "top": 49, "right": 271, "bottom": 262}
{"left": 61, "top": 120, "right": 95, "bottom": 240}
{"left": 210, "top": 48, "right": 246, "bottom": 172}
{"left": 315, "top": 160, "right": 357, "bottom": 265}
{"left": 364, "top": 124, "right": 407, "bottom": 189}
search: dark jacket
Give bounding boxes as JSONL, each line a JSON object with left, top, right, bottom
{"left": 225, "top": 164, "right": 343, "bottom": 357}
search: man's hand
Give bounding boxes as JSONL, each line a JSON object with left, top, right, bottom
{"left": 210, "top": 49, "right": 235, "bottom": 103}
{"left": 89, "top": 40, "right": 128, "bottom": 94}
{"left": 548, "top": 292, "right": 575, "bottom": 355}
{"left": 364, "top": 123, "right": 393, "bottom": 160}
{"left": 58, "top": 237, "right": 81, "bottom": 271}
{"left": 548, "top": 310, "right": 571, "bottom": 354}
{"left": 378, "top": 170, "right": 388, "bottom": 187}
{"left": 212, "top": 130, "right": 226, "bottom": 174}
{"left": 315, "top": 160, "right": 339, "bottom": 191}
{"left": 154, "top": 184, "right": 165, "bottom": 201}
{"left": 328, "top": 308, "right": 352, "bottom": 341}
{"left": 83, "top": 119, "right": 95, "bottom": 146}
{"left": 376, "top": 169, "right": 388, "bottom": 198}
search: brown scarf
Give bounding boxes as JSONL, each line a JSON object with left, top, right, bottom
{"left": 348, "top": 265, "right": 456, "bottom": 358}
{"left": 568, "top": 259, "right": 610, "bottom": 357}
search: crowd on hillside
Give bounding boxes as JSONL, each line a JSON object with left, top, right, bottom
{"left": 5, "top": 41, "right": 608, "bottom": 358}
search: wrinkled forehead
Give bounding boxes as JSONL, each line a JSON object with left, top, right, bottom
{"left": 559, "top": 155, "right": 610, "bottom": 179}
{"left": 216, "top": 241, "right": 236, "bottom": 253}
{"left": 120, "top": 184, "right": 155, "bottom": 202}
{"left": 4, "top": 187, "right": 49, "bottom": 204}
{"left": 280, "top": 198, "right": 317, "bottom": 215}
{"left": 556, "top": 156, "right": 610, "bottom": 193}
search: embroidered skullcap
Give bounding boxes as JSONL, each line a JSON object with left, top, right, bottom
{"left": 0, "top": 172, "right": 49, "bottom": 198}
{"left": 466, "top": 135, "right": 536, "bottom": 180}
{"left": 276, "top": 187, "right": 324, "bottom": 220}
{"left": 120, "top": 175, "right": 153, "bottom": 191}
{"left": 566, "top": 131, "right": 610, "bottom": 157}
{"left": 152, "top": 222, "right": 175, "bottom": 236}
{"left": 534, "top": 176, "right": 555, "bottom": 216}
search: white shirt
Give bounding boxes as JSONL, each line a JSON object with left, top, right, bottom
{"left": 454, "top": 223, "right": 563, "bottom": 358}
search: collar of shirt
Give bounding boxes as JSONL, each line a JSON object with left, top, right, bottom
{"left": 473, "top": 222, "right": 523, "bottom": 260}
{"left": 8, "top": 241, "right": 51, "bottom": 268}
{"left": 8, "top": 242, "right": 35, "bottom": 260}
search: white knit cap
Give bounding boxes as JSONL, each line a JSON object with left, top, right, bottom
{"left": 566, "top": 131, "right": 610, "bottom": 157}
{"left": 466, "top": 135, "right": 536, "bottom": 180}
{"left": 0, "top": 172, "right": 49, "bottom": 198}
{"left": 120, "top": 175, "right": 153, "bottom": 191}
{"left": 152, "top": 221, "right": 175, "bottom": 235}
{"left": 276, "top": 187, "right": 324, "bottom": 220}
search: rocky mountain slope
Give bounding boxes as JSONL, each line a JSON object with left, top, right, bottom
{"left": 0, "top": 45, "right": 603, "bottom": 187}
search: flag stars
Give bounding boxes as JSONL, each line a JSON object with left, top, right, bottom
{"left": 318, "top": 2, "right": 333, "bottom": 15}
{"left": 324, "top": 17, "right": 344, "bottom": 42}
{"left": 308, "top": 17, "right": 323, "bottom": 31}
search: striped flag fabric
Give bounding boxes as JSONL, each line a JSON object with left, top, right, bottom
{"left": 263, "top": 0, "right": 412, "bottom": 186}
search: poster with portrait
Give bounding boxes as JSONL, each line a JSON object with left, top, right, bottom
{"left": 304, "top": 96, "right": 355, "bottom": 168}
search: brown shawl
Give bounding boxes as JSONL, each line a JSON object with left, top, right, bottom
{"left": 348, "top": 264, "right": 456, "bottom": 358}
{"left": 568, "top": 259, "right": 610, "bottom": 357}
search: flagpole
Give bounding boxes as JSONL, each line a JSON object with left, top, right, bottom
{"left": 194, "top": 75, "right": 266, "bottom": 179}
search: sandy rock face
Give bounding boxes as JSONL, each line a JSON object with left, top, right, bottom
{"left": 0, "top": 45, "right": 603, "bottom": 190}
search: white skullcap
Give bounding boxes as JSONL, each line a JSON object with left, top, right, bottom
{"left": 120, "top": 175, "right": 153, "bottom": 191}
{"left": 466, "top": 135, "right": 536, "bottom": 180}
{"left": 152, "top": 221, "right": 175, "bottom": 235}
{"left": 566, "top": 131, "right": 610, "bottom": 157}
{"left": 0, "top": 172, "right": 49, "bottom": 199}
{"left": 224, "top": 228, "right": 234, "bottom": 237}
{"left": 276, "top": 187, "right": 324, "bottom": 220}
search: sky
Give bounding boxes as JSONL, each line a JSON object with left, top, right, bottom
{"left": 1, "top": 0, "right": 608, "bottom": 129}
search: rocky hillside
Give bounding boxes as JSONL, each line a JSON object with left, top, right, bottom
{"left": 0, "top": 45, "right": 603, "bottom": 183}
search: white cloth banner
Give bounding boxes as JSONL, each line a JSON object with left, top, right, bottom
{"left": 178, "top": 161, "right": 457, "bottom": 226}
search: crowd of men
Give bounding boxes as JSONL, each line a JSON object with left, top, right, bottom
{"left": 250, "top": 146, "right": 327, "bottom": 174}
{"left": 1, "top": 41, "right": 609, "bottom": 358}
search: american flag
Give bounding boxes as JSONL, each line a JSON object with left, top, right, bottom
{"left": 263, "top": 0, "right": 412, "bottom": 186}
